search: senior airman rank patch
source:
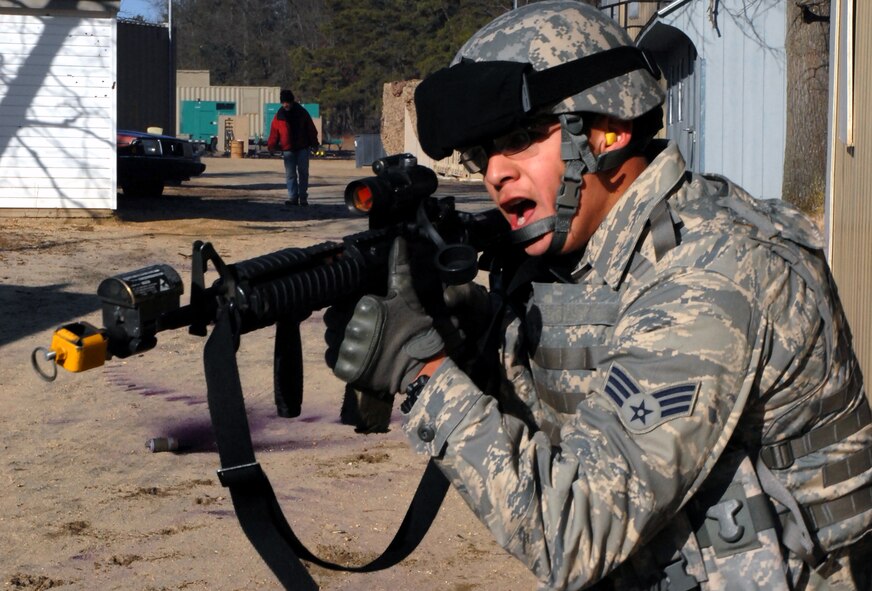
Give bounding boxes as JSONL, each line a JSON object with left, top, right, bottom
{"left": 603, "top": 363, "right": 699, "bottom": 433}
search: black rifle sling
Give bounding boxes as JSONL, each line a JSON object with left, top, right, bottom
{"left": 203, "top": 306, "right": 450, "bottom": 590}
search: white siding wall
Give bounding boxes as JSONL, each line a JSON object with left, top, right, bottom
{"left": 656, "top": 0, "right": 787, "bottom": 200}
{"left": 0, "top": 13, "right": 116, "bottom": 209}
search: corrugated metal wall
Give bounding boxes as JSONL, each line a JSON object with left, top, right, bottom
{"left": 117, "top": 21, "right": 174, "bottom": 134}
{"left": 176, "top": 86, "right": 280, "bottom": 140}
{"left": 830, "top": 0, "right": 872, "bottom": 376}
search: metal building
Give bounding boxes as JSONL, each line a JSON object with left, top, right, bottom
{"left": 117, "top": 20, "right": 175, "bottom": 135}
{"left": 828, "top": 0, "right": 872, "bottom": 378}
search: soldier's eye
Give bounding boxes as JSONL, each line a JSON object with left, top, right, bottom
{"left": 496, "top": 129, "right": 535, "bottom": 155}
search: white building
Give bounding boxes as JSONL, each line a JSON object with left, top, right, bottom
{"left": 0, "top": 0, "right": 119, "bottom": 212}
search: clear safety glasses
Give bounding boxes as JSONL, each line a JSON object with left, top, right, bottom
{"left": 459, "top": 120, "right": 559, "bottom": 174}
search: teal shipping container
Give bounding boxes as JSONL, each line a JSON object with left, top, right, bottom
{"left": 263, "top": 103, "right": 320, "bottom": 138}
{"left": 180, "top": 100, "right": 237, "bottom": 142}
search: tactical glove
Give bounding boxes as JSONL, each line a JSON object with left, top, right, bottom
{"left": 326, "top": 303, "right": 395, "bottom": 433}
{"left": 339, "top": 384, "right": 394, "bottom": 434}
{"left": 329, "top": 237, "right": 444, "bottom": 395}
{"left": 441, "top": 280, "right": 492, "bottom": 362}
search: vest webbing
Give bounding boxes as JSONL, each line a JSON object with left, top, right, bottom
{"left": 760, "top": 395, "right": 870, "bottom": 471}
{"left": 532, "top": 344, "right": 609, "bottom": 371}
{"left": 528, "top": 195, "right": 683, "bottom": 415}
{"left": 758, "top": 374, "right": 872, "bottom": 542}
{"left": 823, "top": 446, "right": 872, "bottom": 488}
{"left": 692, "top": 493, "right": 778, "bottom": 550}
{"left": 807, "top": 484, "right": 872, "bottom": 530}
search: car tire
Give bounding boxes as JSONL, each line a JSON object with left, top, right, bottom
{"left": 121, "top": 181, "right": 164, "bottom": 197}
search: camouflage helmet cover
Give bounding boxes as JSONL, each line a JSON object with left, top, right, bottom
{"left": 454, "top": 0, "right": 664, "bottom": 121}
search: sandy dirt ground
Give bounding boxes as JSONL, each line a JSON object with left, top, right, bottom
{"left": 0, "top": 156, "right": 537, "bottom": 591}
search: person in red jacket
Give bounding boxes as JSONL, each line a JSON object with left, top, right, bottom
{"left": 267, "top": 89, "right": 319, "bottom": 206}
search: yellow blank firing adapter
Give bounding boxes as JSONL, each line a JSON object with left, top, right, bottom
{"left": 31, "top": 321, "right": 108, "bottom": 382}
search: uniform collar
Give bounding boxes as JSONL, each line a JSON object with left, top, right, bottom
{"left": 579, "top": 140, "right": 686, "bottom": 289}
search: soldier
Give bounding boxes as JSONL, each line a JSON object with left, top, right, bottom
{"left": 326, "top": 2, "right": 872, "bottom": 589}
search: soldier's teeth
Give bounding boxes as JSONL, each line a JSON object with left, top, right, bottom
{"left": 507, "top": 199, "right": 532, "bottom": 227}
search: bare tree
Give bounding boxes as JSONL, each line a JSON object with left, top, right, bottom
{"left": 782, "top": 0, "right": 830, "bottom": 217}
{"left": 148, "top": 0, "right": 169, "bottom": 22}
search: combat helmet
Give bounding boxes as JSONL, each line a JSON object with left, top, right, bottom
{"left": 415, "top": 0, "right": 665, "bottom": 254}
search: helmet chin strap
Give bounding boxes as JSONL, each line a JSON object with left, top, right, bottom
{"left": 508, "top": 113, "right": 641, "bottom": 255}
{"left": 509, "top": 113, "right": 596, "bottom": 255}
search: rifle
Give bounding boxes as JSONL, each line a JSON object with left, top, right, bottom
{"left": 30, "top": 153, "right": 509, "bottom": 590}
{"left": 32, "top": 153, "right": 504, "bottom": 406}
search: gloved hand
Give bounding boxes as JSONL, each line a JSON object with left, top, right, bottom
{"left": 327, "top": 303, "right": 395, "bottom": 433}
{"left": 441, "top": 280, "right": 492, "bottom": 362}
{"left": 339, "top": 384, "right": 394, "bottom": 434}
{"left": 324, "top": 300, "right": 356, "bottom": 371}
{"left": 327, "top": 237, "right": 444, "bottom": 395}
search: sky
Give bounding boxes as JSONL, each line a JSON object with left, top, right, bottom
{"left": 118, "top": 0, "right": 165, "bottom": 23}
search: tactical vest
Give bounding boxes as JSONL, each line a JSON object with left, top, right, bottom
{"left": 522, "top": 173, "right": 872, "bottom": 590}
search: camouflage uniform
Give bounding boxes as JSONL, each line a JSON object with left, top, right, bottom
{"left": 402, "top": 141, "right": 872, "bottom": 590}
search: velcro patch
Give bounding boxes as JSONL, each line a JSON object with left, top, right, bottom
{"left": 603, "top": 363, "right": 699, "bottom": 433}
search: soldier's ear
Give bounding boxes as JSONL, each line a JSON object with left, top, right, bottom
{"left": 602, "top": 117, "right": 633, "bottom": 152}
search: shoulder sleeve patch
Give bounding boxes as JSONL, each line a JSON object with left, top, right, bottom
{"left": 603, "top": 363, "right": 700, "bottom": 433}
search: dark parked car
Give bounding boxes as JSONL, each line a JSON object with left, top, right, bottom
{"left": 117, "top": 130, "right": 206, "bottom": 197}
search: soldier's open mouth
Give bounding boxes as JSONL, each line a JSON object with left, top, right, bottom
{"left": 505, "top": 198, "right": 537, "bottom": 229}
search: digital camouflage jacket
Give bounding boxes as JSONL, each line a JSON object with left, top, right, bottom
{"left": 403, "top": 141, "right": 872, "bottom": 590}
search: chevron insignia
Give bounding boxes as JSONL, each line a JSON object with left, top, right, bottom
{"left": 603, "top": 363, "right": 699, "bottom": 433}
